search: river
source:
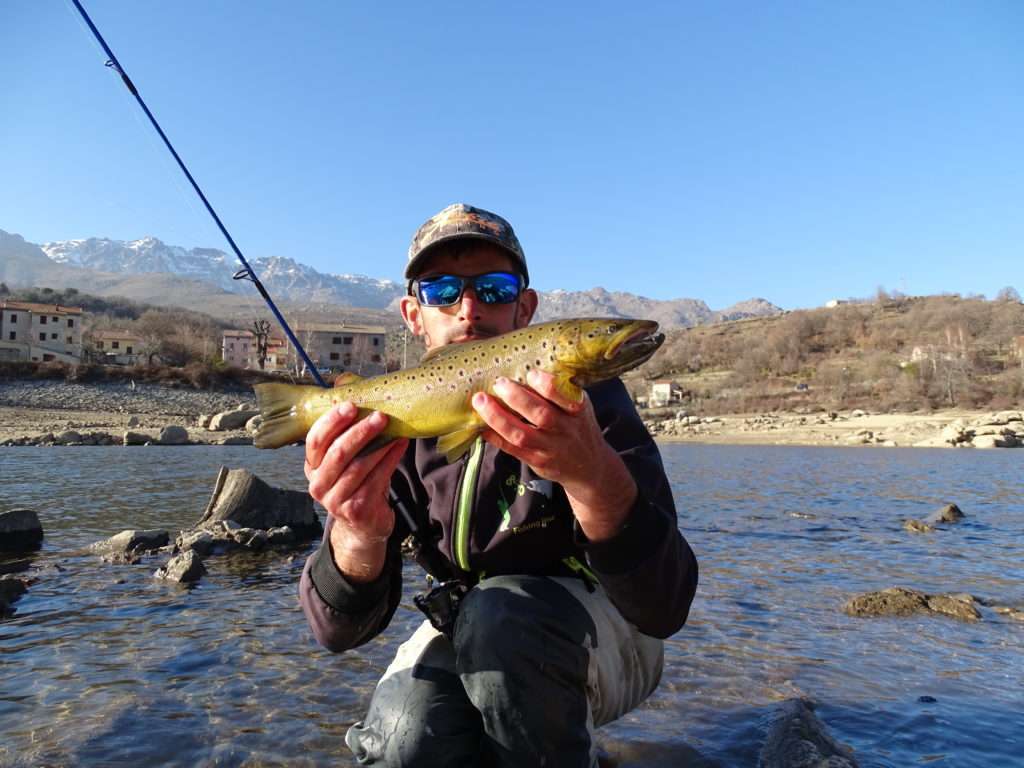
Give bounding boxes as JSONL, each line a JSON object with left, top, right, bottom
{"left": 1, "top": 444, "right": 1022, "bottom": 767}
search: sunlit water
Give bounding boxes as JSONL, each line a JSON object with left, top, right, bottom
{"left": 1, "top": 445, "right": 1022, "bottom": 767}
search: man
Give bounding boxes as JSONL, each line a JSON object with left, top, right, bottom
{"left": 299, "top": 203, "right": 699, "bottom": 767}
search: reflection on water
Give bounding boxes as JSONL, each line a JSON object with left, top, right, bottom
{"left": 1, "top": 445, "right": 1022, "bottom": 767}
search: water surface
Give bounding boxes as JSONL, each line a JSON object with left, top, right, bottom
{"left": 1, "top": 445, "right": 1022, "bottom": 766}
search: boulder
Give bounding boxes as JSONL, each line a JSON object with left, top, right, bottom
{"left": 55, "top": 430, "right": 83, "bottom": 445}
{"left": 127, "top": 415, "right": 141, "bottom": 428}
{"left": 924, "top": 503, "right": 964, "bottom": 524}
{"left": 155, "top": 550, "right": 206, "bottom": 583}
{"left": 245, "top": 415, "right": 263, "bottom": 434}
{"left": 0, "top": 509, "right": 44, "bottom": 552}
{"left": 972, "top": 434, "right": 1017, "bottom": 449}
{"left": 123, "top": 431, "right": 150, "bottom": 446}
{"left": 845, "top": 587, "right": 929, "bottom": 618}
{"left": 175, "top": 529, "right": 217, "bottom": 556}
{"left": 758, "top": 698, "right": 858, "bottom": 768}
{"left": 0, "top": 576, "right": 29, "bottom": 618}
{"left": 194, "top": 467, "right": 319, "bottom": 538}
{"left": 158, "top": 426, "right": 189, "bottom": 445}
{"left": 208, "top": 409, "right": 260, "bottom": 431}
{"left": 845, "top": 586, "right": 981, "bottom": 622}
{"left": 91, "top": 529, "right": 170, "bottom": 564}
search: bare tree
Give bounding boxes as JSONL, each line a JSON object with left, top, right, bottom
{"left": 252, "top": 319, "right": 271, "bottom": 370}
{"left": 996, "top": 286, "right": 1021, "bottom": 303}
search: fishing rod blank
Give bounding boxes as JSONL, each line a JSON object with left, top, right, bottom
{"left": 69, "top": 0, "right": 327, "bottom": 388}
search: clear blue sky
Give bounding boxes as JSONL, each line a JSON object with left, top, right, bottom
{"left": 2, "top": 1, "right": 1021, "bottom": 310}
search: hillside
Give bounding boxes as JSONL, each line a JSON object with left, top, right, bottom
{"left": 629, "top": 294, "right": 1024, "bottom": 413}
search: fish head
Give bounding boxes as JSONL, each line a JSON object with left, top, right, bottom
{"left": 553, "top": 318, "right": 664, "bottom": 386}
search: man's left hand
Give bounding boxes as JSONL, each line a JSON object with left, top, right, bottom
{"left": 471, "top": 370, "right": 636, "bottom": 542}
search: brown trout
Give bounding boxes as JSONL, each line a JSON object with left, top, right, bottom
{"left": 253, "top": 317, "right": 664, "bottom": 460}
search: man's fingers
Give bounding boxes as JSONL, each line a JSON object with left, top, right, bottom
{"left": 320, "top": 438, "right": 407, "bottom": 524}
{"left": 305, "top": 402, "right": 358, "bottom": 470}
{"left": 307, "top": 410, "right": 389, "bottom": 499}
{"left": 473, "top": 390, "right": 536, "bottom": 451}
{"left": 492, "top": 377, "right": 560, "bottom": 430}
{"left": 526, "top": 369, "right": 585, "bottom": 413}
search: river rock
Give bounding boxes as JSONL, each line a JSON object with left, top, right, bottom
{"left": 845, "top": 587, "right": 980, "bottom": 622}
{"left": 155, "top": 550, "right": 206, "bottom": 583}
{"left": 91, "top": 529, "right": 170, "bottom": 564}
{"left": 218, "top": 436, "right": 253, "bottom": 446}
{"left": 925, "top": 593, "right": 980, "bottom": 622}
{"left": 158, "top": 426, "right": 189, "bottom": 445}
{"left": 0, "top": 576, "right": 30, "bottom": 618}
{"left": 55, "top": 430, "right": 83, "bottom": 445}
{"left": 902, "top": 519, "right": 934, "bottom": 533}
{"left": 0, "top": 509, "right": 44, "bottom": 552}
{"left": 972, "top": 434, "right": 1017, "bottom": 448}
{"left": 209, "top": 409, "right": 260, "bottom": 431}
{"left": 123, "top": 431, "right": 150, "bottom": 446}
{"left": 924, "top": 503, "right": 964, "bottom": 524}
{"left": 176, "top": 529, "right": 217, "bottom": 556}
{"left": 194, "top": 467, "right": 319, "bottom": 538}
{"left": 758, "top": 698, "right": 858, "bottom": 768}
{"left": 245, "top": 415, "right": 263, "bottom": 434}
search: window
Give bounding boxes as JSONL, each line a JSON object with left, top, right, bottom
{"left": 229, "top": 342, "right": 234, "bottom": 350}
{"left": 329, "top": 352, "right": 339, "bottom": 361}
{"left": 112, "top": 341, "right": 120, "bottom": 349}
{"left": 344, "top": 336, "right": 353, "bottom": 345}
{"left": 52, "top": 316, "right": 58, "bottom": 323}
{"left": 371, "top": 354, "right": 382, "bottom": 363}
{"left": 66, "top": 336, "right": 73, "bottom": 344}
{"left": 39, "top": 332, "right": 46, "bottom": 341}
{"left": 97, "top": 341, "right": 104, "bottom": 349}
{"left": 9, "top": 314, "right": 16, "bottom": 324}
{"left": 332, "top": 337, "right": 341, "bottom": 345}
{"left": 373, "top": 337, "right": 380, "bottom": 346}
{"left": 67, "top": 318, "right": 75, "bottom": 328}
{"left": 343, "top": 353, "right": 352, "bottom": 366}
{"left": 40, "top": 316, "right": 47, "bottom": 325}
{"left": 51, "top": 333, "right": 57, "bottom": 340}
{"left": 8, "top": 332, "right": 14, "bottom": 341}
{"left": 43, "top": 353, "right": 54, "bottom": 362}
{"left": 126, "top": 346, "right": 133, "bottom": 354}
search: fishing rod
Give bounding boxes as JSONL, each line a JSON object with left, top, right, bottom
{"left": 69, "top": 0, "right": 327, "bottom": 389}
{"left": 69, "top": 1, "right": 431, "bottom": 546}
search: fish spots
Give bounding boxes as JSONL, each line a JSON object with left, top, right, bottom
{"left": 458, "top": 369, "right": 466, "bottom": 377}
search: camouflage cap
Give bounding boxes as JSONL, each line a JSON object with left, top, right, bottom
{"left": 406, "top": 203, "right": 528, "bottom": 286}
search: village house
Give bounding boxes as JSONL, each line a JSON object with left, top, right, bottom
{"left": 649, "top": 380, "right": 684, "bottom": 407}
{"left": 0, "top": 301, "right": 83, "bottom": 363}
{"left": 91, "top": 330, "right": 147, "bottom": 366}
{"left": 291, "top": 322, "right": 387, "bottom": 376}
{"left": 221, "top": 330, "right": 289, "bottom": 372}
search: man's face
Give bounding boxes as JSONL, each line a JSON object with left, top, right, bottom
{"left": 400, "top": 242, "right": 537, "bottom": 351}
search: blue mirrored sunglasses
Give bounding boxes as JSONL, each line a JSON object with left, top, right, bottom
{"left": 414, "top": 271, "right": 523, "bottom": 307}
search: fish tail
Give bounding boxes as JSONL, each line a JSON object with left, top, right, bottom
{"left": 253, "top": 383, "right": 310, "bottom": 449}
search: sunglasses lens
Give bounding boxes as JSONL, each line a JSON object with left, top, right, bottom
{"left": 474, "top": 273, "right": 521, "bottom": 304}
{"left": 418, "top": 276, "right": 463, "bottom": 306}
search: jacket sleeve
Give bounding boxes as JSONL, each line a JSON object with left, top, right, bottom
{"left": 298, "top": 445, "right": 419, "bottom": 653}
{"left": 576, "top": 379, "right": 699, "bottom": 639}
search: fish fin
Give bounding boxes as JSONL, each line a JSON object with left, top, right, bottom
{"left": 253, "top": 383, "right": 309, "bottom": 449}
{"left": 553, "top": 373, "right": 584, "bottom": 404}
{"left": 437, "top": 422, "right": 484, "bottom": 463}
{"left": 419, "top": 342, "right": 476, "bottom": 363}
{"left": 333, "top": 372, "right": 364, "bottom": 387}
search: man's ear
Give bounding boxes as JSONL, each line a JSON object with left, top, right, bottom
{"left": 400, "top": 295, "right": 424, "bottom": 336}
{"left": 515, "top": 288, "right": 539, "bottom": 329}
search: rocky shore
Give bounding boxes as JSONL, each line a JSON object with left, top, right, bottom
{"left": 0, "top": 379, "right": 259, "bottom": 446}
{"left": 1, "top": 379, "right": 1021, "bottom": 450}
{"left": 644, "top": 407, "right": 1024, "bottom": 449}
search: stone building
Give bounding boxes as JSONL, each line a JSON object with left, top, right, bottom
{"left": 92, "top": 330, "right": 147, "bottom": 365}
{"left": 290, "top": 322, "right": 387, "bottom": 376}
{"left": 221, "top": 330, "right": 288, "bottom": 372}
{"left": 0, "top": 301, "right": 83, "bottom": 363}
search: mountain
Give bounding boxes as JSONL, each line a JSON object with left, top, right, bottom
{"left": 1, "top": 229, "right": 783, "bottom": 328}
{"left": 40, "top": 235, "right": 403, "bottom": 309}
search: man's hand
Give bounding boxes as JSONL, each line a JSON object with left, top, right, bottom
{"left": 304, "top": 402, "right": 408, "bottom": 582}
{"left": 471, "top": 370, "right": 637, "bottom": 542}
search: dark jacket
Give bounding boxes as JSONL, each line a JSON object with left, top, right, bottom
{"left": 299, "top": 378, "right": 698, "bottom": 650}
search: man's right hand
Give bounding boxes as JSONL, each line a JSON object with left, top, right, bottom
{"left": 304, "top": 402, "right": 408, "bottom": 583}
